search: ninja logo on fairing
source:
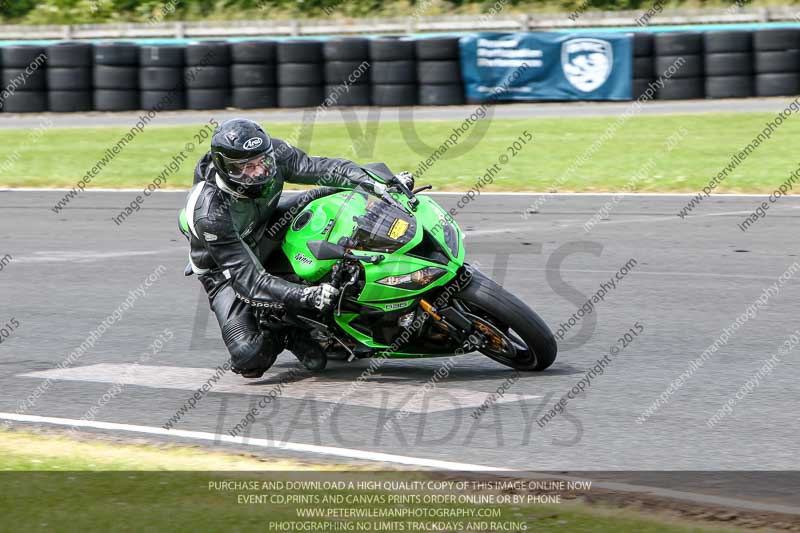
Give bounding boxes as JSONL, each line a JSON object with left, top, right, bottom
{"left": 294, "top": 253, "right": 313, "bottom": 265}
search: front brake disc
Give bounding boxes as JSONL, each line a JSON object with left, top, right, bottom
{"left": 463, "top": 313, "right": 517, "bottom": 359}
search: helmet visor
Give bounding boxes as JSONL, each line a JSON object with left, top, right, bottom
{"left": 221, "top": 152, "right": 277, "bottom": 187}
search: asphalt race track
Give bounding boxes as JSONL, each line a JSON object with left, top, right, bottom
{"left": 1, "top": 190, "right": 799, "bottom": 509}
{"left": 0, "top": 97, "right": 794, "bottom": 130}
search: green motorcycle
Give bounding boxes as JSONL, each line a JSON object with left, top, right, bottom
{"left": 185, "top": 164, "right": 557, "bottom": 371}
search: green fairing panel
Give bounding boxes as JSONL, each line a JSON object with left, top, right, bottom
{"left": 414, "top": 195, "right": 466, "bottom": 265}
{"left": 281, "top": 191, "right": 361, "bottom": 282}
{"left": 281, "top": 188, "right": 467, "bottom": 354}
{"left": 334, "top": 312, "right": 390, "bottom": 349}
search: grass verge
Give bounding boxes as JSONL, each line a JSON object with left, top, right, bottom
{"left": 1, "top": 111, "right": 799, "bottom": 193}
{"left": 0, "top": 428, "right": 737, "bottom": 532}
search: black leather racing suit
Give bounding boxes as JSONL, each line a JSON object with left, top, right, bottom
{"left": 183, "top": 138, "right": 370, "bottom": 372}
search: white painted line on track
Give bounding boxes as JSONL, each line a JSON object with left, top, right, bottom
{"left": 14, "top": 247, "right": 186, "bottom": 263}
{"left": 2, "top": 411, "right": 800, "bottom": 516}
{"left": 19, "top": 364, "right": 539, "bottom": 414}
{"left": 0, "top": 412, "right": 503, "bottom": 471}
{"left": 14, "top": 248, "right": 184, "bottom": 263}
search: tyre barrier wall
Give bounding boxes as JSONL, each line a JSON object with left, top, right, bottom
{"left": 633, "top": 28, "right": 800, "bottom": 100}
{"left": 1, "top": 29, "right": 799, "bottom": 112}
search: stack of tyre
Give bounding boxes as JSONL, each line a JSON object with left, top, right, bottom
{"left": 753, "top": 28, "right": 800, "bottom": 97}
{"left": 47, "top": 42, "right": 92, "bottom": 112}
{"left": 1, "top": 45, "right": 47, "bottom": 113}
{"left": 654, "top": 32, "right": 704, "bottom": 100}
{"left": 323, "top": 38, "right": 371, "bottom": 107}
{"left": 369, "top": 37, "right": 417, "bottom": 106}
{"left": 277, "top": 40, "right": 324, "bottom": 108}
{"left": 632, "top": 34, "right": 655, "bottom": 99}
{"left": 416, "top": 36, "right": 464, "bottom": 105}
{"left": 139, "top": 45, "right": 185, "bottom": 111}
{"left": 703, "top": 31, "right": 753, "bottom": 99}
{"left": 231, "top": 40, "right": 277, "bottom": 109}
{"left": 94, "top": 42, "right": 139, "bottom": 111}
{"left": 185, "top": 41, "right": 230, "bottom": 110}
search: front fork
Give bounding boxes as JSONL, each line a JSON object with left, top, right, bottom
{"left": 417, "top": 265, "right": 479, "bottom": 347}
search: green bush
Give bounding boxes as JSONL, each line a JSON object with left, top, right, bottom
{"left": 1, "top": 0, "right": 796, "bottom": 24}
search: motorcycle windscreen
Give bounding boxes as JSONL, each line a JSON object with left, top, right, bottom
{"left": 350, "top": 196, "right": 417, "bottom": 253}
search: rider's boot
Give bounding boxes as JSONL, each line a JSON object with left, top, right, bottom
{"left": 287, "top": 329, "right": 327, "bottom": 371}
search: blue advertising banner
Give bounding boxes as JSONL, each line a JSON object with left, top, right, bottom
{"left": 460, "top": 32, "right": 633, "bottom": 101}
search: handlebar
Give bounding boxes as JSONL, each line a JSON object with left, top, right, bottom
{"left": 393, "top": 179, "right": 419, "bottom": 210}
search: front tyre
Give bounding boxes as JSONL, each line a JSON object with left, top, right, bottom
{"left": 455, "top": 267, "right": 557, "bottom": 371}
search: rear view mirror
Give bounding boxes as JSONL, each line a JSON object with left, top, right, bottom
{"left": 307, "top": 240, "right": 346, "bottom": 260}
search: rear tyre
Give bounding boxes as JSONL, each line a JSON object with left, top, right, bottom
{"left": 455, "top": 267, "right": 557, "bottom": 371}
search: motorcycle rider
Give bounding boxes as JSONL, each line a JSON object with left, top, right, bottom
{"left": 182, "top": 118, "right": 412, "bottom": 378}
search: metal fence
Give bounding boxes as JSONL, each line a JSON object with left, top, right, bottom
{"left": 1, "top": 7, "right": 799, "bottom": 41}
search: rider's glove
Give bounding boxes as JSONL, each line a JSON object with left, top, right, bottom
{"left": 300, "top": 283, "right": 340, "bottom": 312}
{"left": 371, "top": 181, "right": 387, "bottom": 196}
{"left": 392, "top": 171, "right": 415, "bottom": 191}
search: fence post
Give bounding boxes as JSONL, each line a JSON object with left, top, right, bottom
{"left": 175, "top": 21, "right": 185, "bottom": 38}
{"left": 63, "top": 24, "right": 72, "bottom": 39}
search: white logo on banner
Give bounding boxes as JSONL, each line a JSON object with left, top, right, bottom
{"left": 561, "top": 38, "right": 613, "bottom": 92}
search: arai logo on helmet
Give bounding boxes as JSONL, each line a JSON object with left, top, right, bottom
{"left": 561, "top": 38, "right": 613, "bottom": 93}
{"left": 243, "top": 137, "right": 263, "bottom": 150}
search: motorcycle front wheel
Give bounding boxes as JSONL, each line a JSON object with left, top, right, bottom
{"left": 454, "top": 267, "right": 557, "bottom": 371}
